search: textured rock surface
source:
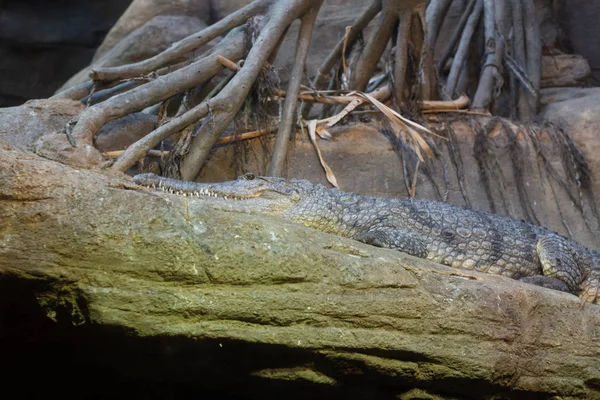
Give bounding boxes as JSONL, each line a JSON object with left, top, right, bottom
{"left": 1, "top": 142, "right": 600, "bottom": 399}
{"left": 541, "top": 54, "right": 591, "bottom": 87}
{"left": 540, "top": 87, "right": 600, "bottom": 198}
{"left": 59, "top": 15, "right": 210, "bottom": 91}
{"left": 0, "top": 99, "right": 83, "bottom": 150}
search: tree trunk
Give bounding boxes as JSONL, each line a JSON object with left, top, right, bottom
{"left": 1, "top": 141, "right": 599, "bottom": 398}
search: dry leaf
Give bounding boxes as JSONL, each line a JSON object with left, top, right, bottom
{"left": 306, "top": 119, "right": 339, "bottom": 188}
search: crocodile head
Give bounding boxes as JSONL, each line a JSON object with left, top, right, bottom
{"left": 133, "top": 172, "right": 315, "bottom": 215}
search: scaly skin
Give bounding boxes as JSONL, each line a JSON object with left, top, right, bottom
{"left": 134, "top": 172, "right": 600, "bottom": 304}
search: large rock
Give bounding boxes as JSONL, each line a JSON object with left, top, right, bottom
{"left": 1, "top": 142, "right": 599, "bottom": 399}
{"left": 541, "top": 54, "right": 591, "bottom": 88}
{"left": 93, "top": 0, "right": 212, "bottom": 61}
{"left": 59, "top": 15, "right": 210, "bottom": 91}
{"left": 0, "top": 99, "right": 83, "bottom": 150}
{"left": 540, "top": 87, "right": 600, "bottom": 197}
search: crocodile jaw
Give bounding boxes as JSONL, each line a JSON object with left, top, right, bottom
{"left": 133, "top": 173, "right": 302, "bottom": 215}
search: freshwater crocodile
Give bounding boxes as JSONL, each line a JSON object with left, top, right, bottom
{"left": 133, "top": 172, "right": 600, "bottom": 304}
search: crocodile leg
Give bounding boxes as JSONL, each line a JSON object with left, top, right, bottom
{"left": 536, "top": 235, "right": 582, "bottom": 294}
{"left": 579, "top": 268, "right": 600, "bottom": 304}
{"left": 518, "top": 275, "right": 571, "bottom": 293}
{"left": 355, "top": 228, "right": 428, "bottom": 259}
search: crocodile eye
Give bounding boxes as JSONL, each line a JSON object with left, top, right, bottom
{"left": 243, "top": 172, "right": 256, "bottom": 180}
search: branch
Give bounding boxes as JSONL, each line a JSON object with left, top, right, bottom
{"left": 445, "top": 0, "right": 483, "bottom": 99}
{"left": 90, "top": 0, "right": 272, "bottom": 82}
{"left": 69, "top": 27, "right": 247, "bottom": 149}
{"left": 301, "top": 0, "right": 381, "bottom": 116}
{"left": 269, "top": 2, "right": 322, "bottom": 177}
{"left": 436, "top": 0, "right": 477, "bottom": 74}
{"left": 522, "top": 0, "right": 541, "bottom": 115}
{"left": 349, "top": 6, "right": 397, "bottom": 91}
{"left": 425, "top": 0, "right": 453, "bottom": 48}
{"left": 111, "top": 102, "right": 209, "bottom": 172}
{"left": 472, "top": 0, "right": 500, "bottom": 110}
{"left": 179, "top": 0, "right": 317, "bottom": 181}
{"left": 392, "top": 10, "right": 412, "bottom": 106}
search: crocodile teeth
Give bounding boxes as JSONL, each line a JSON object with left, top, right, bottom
{"left": 224, "top": 196, "right": 228, "bottom": 200}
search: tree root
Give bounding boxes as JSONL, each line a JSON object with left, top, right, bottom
{"left": 444, "top": 0, "right": 482, "bottom": 99}
{"left": 49, "top": 0, "right": 546, "bottom": 180}
{"left": 301, "top": 0, "right": 381, "bottom": 117}
{"left": 433, "top": 0, "right": 542, "bottom": 120}
{"left": 178, "top": 0, "right": 317, "bottom": 181}
{"left": 72, "top": 28, "right": 247, "bottom": 153}
{"left": 269, "top": 2, "right": 322, "bottom": 176}
{"left": 91, "top": 0, "right": 272, "bottom": 82}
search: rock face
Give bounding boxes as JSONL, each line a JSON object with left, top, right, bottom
{"left": 541, "top": 54, "right": 591, "bottom": 87}
{"left": 58, "top": 15, "right": 211, "bottom": 91}
{"left": 540, "top": 87, "right": 600, "bottom": 197}
{"left": 0, "top": 99, "right": 83, "bottom": 150}
{"left": 1, "top": 142, "right": 600, "bottom": 399}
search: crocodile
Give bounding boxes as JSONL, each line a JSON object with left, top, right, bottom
{"left": 133, "top": 172, "right": 600, "bottom": 304}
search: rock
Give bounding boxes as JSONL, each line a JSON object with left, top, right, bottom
{"left": 540, "top": 87, "right": 600, "bottom": 200}
{"left": 541, "top": 54, "right": 591, "bottom": 87}
{"left": 0, "top": 99, "right": 83, "bottom": 150}
{"left": 1, "top": 141, "right": 599, "bottom": 399}
{"left": 95, "top": 113, "right": 157, "bottom": 153}
{"left": 0, "top": 98, "right": 107, "bottom": 168}
{"left": 94, "top": 0, "right": 212, "bottom": 61}
{"left": 59, "top": 15, "right": 210, "bottom": 91}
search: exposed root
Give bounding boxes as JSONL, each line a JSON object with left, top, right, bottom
{"left": 425, "top": 0, "right": 453, "bottom": 48}
{"left": 72, "top": 28, "right": 248, "bottom": 153}
{"left": 91, "top": 0, "right": 272, "bottom": 82}
{"left": 392, "top": 10, "right": 412, "bottom": 107}
{"left": 443, "top": 0, "right": 482, "bottom": 99}
{"left": 350, "top": 4, "right": 397, "bottom": 92}
{"left": 48, "top": 0, "right": 553, "bottom": 187}
{"left": 269, "top": 2, "right": 322, "bottom": 176}
{"left": 306, "top": 0, "right": 381, "bottom": 94}
{"left": 433, "top": 0, "right": 542, "bottom": 120}
{"left": 472, "top": 0, "right": 503, "bottom": 111}
{"left": 522, "top": 0, "right": 541, "bottom": 117}
{"left": 179, "top": 0, "right": 317, "bottom": 181}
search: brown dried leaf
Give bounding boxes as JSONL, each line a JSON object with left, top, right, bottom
{"left": 306, "top": 119, "right": 339, "bottom": 188}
